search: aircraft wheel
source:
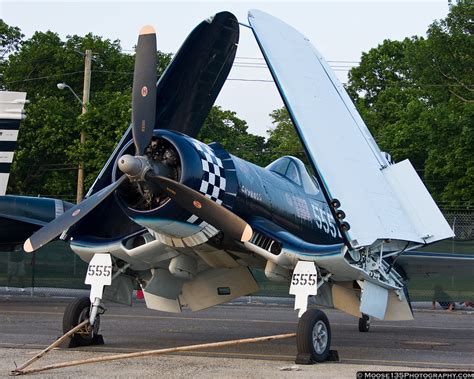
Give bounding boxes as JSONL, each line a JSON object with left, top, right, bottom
{"left": 358, "top": 314, "right": 370, "bottom": 332}
{"left": 296, "top": 309, "right": 331, "bottom": 362}
{"left": 63, "top": 296, "right": 99, "bottom": 346}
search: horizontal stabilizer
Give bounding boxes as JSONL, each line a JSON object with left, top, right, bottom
{"left": 248, "top": 10, "right": 453, "bottom": 249}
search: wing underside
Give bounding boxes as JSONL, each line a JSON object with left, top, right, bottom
{"left": 155, "top": 12, "right": 239, "bottom": 138}
{"left": 248, "top": 10, "right": 453, "bottom": 251}
{"left": 397, "top": 251, "right": 474, "bottom": 278}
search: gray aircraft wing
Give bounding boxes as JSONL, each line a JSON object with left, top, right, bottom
{"left": 397, "top": 251, "right": 474, "bottom": 278}
{"left": 248, "top": 10, "right": 453, "bottom": 251}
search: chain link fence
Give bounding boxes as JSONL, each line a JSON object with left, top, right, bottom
{"left": 1, "top": 211, "right": 473, "bottom": 300}
{"left": 443, "top": 211, "right": 474, "bottom": 241}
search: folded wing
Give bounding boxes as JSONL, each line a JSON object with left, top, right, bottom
{"left": 248, "top": 10, "right": 453, "bottom": 250}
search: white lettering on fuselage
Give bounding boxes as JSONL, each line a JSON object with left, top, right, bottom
{"left": 241, "top": 185, "right": 263, "bottom": 202}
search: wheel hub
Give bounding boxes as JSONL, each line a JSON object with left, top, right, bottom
{"left": 76, "top": 307, "right": 99, "bottom": 339}
{"left": 312, "top": 320, "right": 328, "bottom": 354}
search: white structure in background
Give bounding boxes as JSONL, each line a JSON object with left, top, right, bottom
{"left": 0, "top": 91, "right": 27, "bottom": 195}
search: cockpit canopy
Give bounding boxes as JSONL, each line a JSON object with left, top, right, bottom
{"left": 266, "top": 156, "right": 320, "bottom": 195}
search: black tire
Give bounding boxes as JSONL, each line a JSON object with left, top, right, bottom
{"left": 63, "top": 297, "right": 98, "bottom": 346}
{"left": 296, "top": 309, "right": 331, "bottom": 363}
{"left": 358, "top": 314, "right": 370, "bottom": 332}
{"left": 335, "top": 210, "right": 346, "bottom": 220}
{"left": 330, "top": 199, "right": 341, "bottom": 209}
{"left": 340, "top": 222, "right": 350, "bottom": 232}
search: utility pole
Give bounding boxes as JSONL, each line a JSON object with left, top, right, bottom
{"left": 77, "top": 49, "right": 92, "bottom": 204}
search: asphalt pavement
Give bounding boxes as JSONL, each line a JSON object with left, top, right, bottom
{"left": 0, "top": 294, "right": 472, "bottom": 378}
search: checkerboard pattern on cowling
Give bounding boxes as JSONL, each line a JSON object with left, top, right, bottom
{"left": 186, "top": 140, "right": 227, "bottom": 226}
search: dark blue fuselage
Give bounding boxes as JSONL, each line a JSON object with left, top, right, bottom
{"left": 231, "top": 156, "right": 342, "bottom": 246}
{"left": 70, "top": 130, "right": 343, "bottom": 250}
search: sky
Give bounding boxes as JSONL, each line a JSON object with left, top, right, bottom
{"left": 1, "top": 0, "right": 450, "bottom": 137}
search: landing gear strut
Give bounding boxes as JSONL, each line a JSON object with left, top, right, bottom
{"left": 296, "top": 309, "right": 332, "bottom": 363}
{"left": 358, "top": 314, "right": 370, "bottom": 332}
{"left": 62, "top": 296, "right": 104, "bottom": 347}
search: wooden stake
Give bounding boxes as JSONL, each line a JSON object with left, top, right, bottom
{"left": 11, "top": 320, "right": 89, "bottom": 375}
{"left": 11, "top": 332, "right": 296, "bottom": 376}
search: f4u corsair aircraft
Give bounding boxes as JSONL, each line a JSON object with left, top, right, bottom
{"left": 23, "top": 10, "right": 467, "bottom": 362}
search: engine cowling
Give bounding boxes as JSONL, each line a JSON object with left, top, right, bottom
{"left": 112, "top": 130, "right": 238, "bottom": 247}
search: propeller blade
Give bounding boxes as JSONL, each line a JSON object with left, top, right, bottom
{"left": 24, "top": 176, "right": 127, "bottom": 253}
{"left": 147, "top": 173, "right": 253, "bottom": 242}
{"left": 132, "top": 25, "right": 157, "bottom": 156}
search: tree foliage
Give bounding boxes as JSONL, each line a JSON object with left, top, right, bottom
{"left": 266, "top": 3, "right": 472, "bottom": 208}
{"left": 0, "top": 22, "right": 266, "bottom": 200}
{"left": 346, "top": 2, "right": 473, "bottom": 208}
{"left": 2, "top": 3, "right": 472, "bottom": 209}
{"left": 198, "top": 106, "right": 268, "bottom": 166}
{"left": 0, "top": 19, "right": 24, "bottom": 82}
{"left": 1, "top": 24, "right": 171, "bottom": 201}
{"left": 266, "top": 108, "right": 306, "bottom": 164}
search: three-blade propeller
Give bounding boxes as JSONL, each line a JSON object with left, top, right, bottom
{"left": 24, "top": 176, "right": 127, "bottom": 252}
{"left": 146, "top": 173, "right": 253, "bottom": 242}
{"left": 24, "top": 25, "right": 252, "bottom": 253}
{"left": 132, "top": 26, "right": 157, "bottom": 156}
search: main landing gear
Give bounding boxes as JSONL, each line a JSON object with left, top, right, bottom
{"left": 296, "top": 309, "right": 337, "bottom": 363}
{"left": 62, "top": 297, "right": 105, "bottom": 347}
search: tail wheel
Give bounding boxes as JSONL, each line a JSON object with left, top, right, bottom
{"left": 296, "top": 309, "right": 331, "bottom": 362}
{"left": 358, "top": 314, "right": 370, "bottom": 332}
{"left": 63, "top": 296, "right": 99, "bottom": 346}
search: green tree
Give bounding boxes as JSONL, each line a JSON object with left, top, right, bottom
{"left": 0, "top": 19, "right": 24, "bottom": 89}
{"left": 347, "top": 2, "right": 473, "bottom": 207}
{"left": 413, "top": 2, "right": 473, "bottom": 206}
{"left": 69, "top": 91, "right": 132, "bottom": 191}
{"left": 2, "top": 26, "right": 171, "bottom": 200}
{"left": 199, "top": 106, "right": 268, "bottom": 166}
{"left": 8, "top": 96, "right": 78, "bottom": 199}
{"left": 265, "top": 4, "right": 472, "bottom": 207}
{"left": 347, "top": 38, "right": 429, "bottom": 170}
{"left": 266, "top": 107, "right": 306, "bottom": 164}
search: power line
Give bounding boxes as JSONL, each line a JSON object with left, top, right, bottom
{"left": 92, "top": 69, "right": 133, "bottom": 76}
{"left": 233, "top": 65, "right": 352, "bottom": 73}
{"left": 235, "top": 56, "right": 263, "bottom": 60}
{"left": 3, "top": 69, "right": 472, "bottom": 88}
{"left": 3, "top": 71, "right": 84, "bottom": 84}
{"left": 111, "top": 52, "right": 361, "bottom": 65}
{"left": 227, "top": 78, "right": 274, "bottom": 83}
{"left": 235, "top": 56, "right": 360, "bottom": 64}
{"left": 234, "top": 63, "right": 356, "bottom": 72}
